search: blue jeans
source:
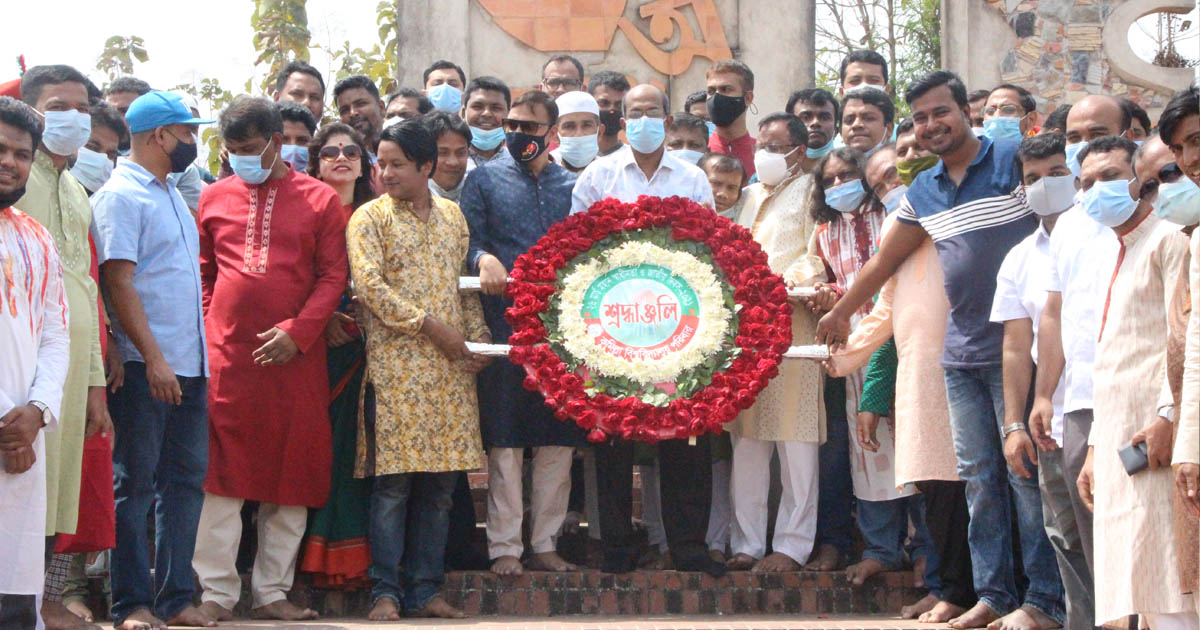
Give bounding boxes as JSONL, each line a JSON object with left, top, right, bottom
{"left": 857, "top": 495, "right": 937, "bottom": 588}
{"left": 816, "top": 376, "right": 854, "bottom": 554}
{"left": 109, "top": 362, "right": 208, "bottom": 624}
{"left": 368, "top": 471, "right": 457, "bottom": 611}
{"left": 943, "top": 367, "right": 1063, "bottom": 620}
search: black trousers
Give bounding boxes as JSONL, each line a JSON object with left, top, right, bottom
{"left": 595, "top": 434, "right": 712, "bottom": 570}
{"left": 0, "top": 594, "right": 37, "bottom": 630}
{"left": 915, "top": 480, "right": 977, "bottom": 608}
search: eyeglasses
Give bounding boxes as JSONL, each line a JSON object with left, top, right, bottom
{"left": 319, "top": 144, "right": 363, "bottom": 162}
{"left": 983, "top": 104, "right": 1024, "bottom": 118}
{"left": 1131, "top": 162, "right": 1184, "bottom": 200}
{"left": 542, "top": 78, "right": 581, "bottom": 90}
{"left": 502, "top": 118, "right": 550, "bottom": 134}
{"left": 761, "top": 143, "right": 798, "bottom": 155}
{"left": 623, "top": 109, "right": 665, "bottom": 120}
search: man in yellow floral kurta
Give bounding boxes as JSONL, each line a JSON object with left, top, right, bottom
{"left": 347, "top": 119, "right": 489, "bottom": 621}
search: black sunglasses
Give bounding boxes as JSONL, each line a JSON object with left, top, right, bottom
{"left": 502, "top": 118, "right": 549, "bottom": 135}
{"left": 1133, "top": 162, "right": 1184, "bottom": 200}
{"left": 318, "top": 144, "right": 363, "bottom": 162}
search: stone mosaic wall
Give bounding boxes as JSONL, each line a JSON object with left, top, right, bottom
{"left": 985, "top": 0, "right": 1175, "bottom": 112}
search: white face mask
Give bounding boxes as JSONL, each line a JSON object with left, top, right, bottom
{"left": 69, "top": 147, "right": 113, "bottom": 192}
{"left": 753, "top": 146, "right": 799, "bottom": 187}
{"left": 41, "top": 110, "right": 92, "bottom": 156}
{"left": 880, "top": 184, "right": 907, "bottom": 214}
{"left": 855, "top": 82, "right": 888, "bottom": 94}
{"left": 1024, "top": 174, "right": 1078, "bottom": 217}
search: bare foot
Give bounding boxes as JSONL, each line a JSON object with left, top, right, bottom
{"left": 900, "top": 593, "right": 939, "bottom": 619}
{"left": 638, "top": 548, "right": 671, "bottom": 569}
{"left": 803, "top": 544, "right": 843, "bottom": 571}
{"left": 249, "top": 599, "right": 319, "bottom": 621}
{"left": 752, "top": 552, "right": 801, "bottom": 573}
{"left": 949, "top": 601, "right": 1002, "bottom": 629}
{"left": 920, "top": 600, "right": 967, "bottom": 623}
{"left": 64, "top": 599, "right": 95, "bottom": 623}
{"left": 43, "top": 600, "right": 100, "bottom": 630}
{"left": 410, "top": 596, "right": 466, "bottom": 619}
{"left": 708, "top": 549, "right": 727, "bottom": 564}
{"left": 165, "top": 605, "right": 217, "bottom": 627}
{"left": 725, "top": 553, "right": 757, "bottom": 570}
{"left": 116, "top": 609, "right": 166, "bottom": 630}
{"left": 845, "top": 557, "right": 886, "bottom": 586}
{"left": 368, "top": 597, "right": 401, "bottom": 621}
{"left": 490, "top": 555, "right": 524, "bottom": 576}
{"left": 986, "top": 605, "right": 1061, "bottom": 630}
{"left": 912, "top": 555, "right": 927, "bottom": 588}
{"left": 528, "top": 551, "right": 577, "bottom": 572}
{"left": 194, "top": 602, "right": 232, "bottom": 623}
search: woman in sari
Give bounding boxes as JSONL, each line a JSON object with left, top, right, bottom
{"left": 299, "top": 123, "right": 377, "bottom": 587}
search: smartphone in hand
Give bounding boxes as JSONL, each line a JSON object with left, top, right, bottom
{"left": 1118, "top": 442, "right": 1149, "bottom": 476}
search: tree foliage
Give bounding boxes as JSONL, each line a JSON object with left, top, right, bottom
{"left": 325, "top": 1, "right": 398, "bottom": 96}
{"left": 252, "top": 0, "right": 313, "bottom": 93}
{"left": 814, "top": 0, "right": 941, "bottom": 113}
{"left": 96, "top": 35, "right": 149, "bottom": 81}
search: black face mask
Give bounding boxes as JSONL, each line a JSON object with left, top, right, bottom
{"left": 707, "top": 92, "right": 747, "bottom": 127}
{"left": 599, "top": 109, "right": 622, "bottom": 137}
{"left": 0, "top": 184, "right": 26, "bottom": 209}
{"left": 505, "top": 131, "right": 548, "bottom": 163}
{"left": 164, "top": 132, "right": 198, "bottom": 173}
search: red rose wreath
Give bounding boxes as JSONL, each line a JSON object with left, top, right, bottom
{"left": 504, "top": 196, "right": 793, "bottom": 443}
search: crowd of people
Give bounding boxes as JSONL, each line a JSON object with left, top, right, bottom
{"left": 0, "top": 45, "right": 1196, "bottom": 630}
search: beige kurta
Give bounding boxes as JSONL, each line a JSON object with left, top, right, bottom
{"left": 1177, "top": 228, "right": 1199, "bottom": 466}
{"left": 1092, "top": 213, "right": 1196, "bottom": 622}
{"left": 728, "top": 173, "right": 826, "bottom": 444}
{"left": 827, "top": 215, "right": 959, "bottom": 487}
{"left": 17, "top": 152, "right": 105, "bottom": 535}
{"left": 348, "top": 195, "right": 487, "bottom": 477}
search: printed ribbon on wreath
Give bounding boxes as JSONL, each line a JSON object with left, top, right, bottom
{"left": 505, "top": 195, "right": 793, "bottom": 444}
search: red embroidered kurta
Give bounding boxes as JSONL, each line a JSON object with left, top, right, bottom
{"left": 198, "top": 169, "right": 349, "bottom": 507}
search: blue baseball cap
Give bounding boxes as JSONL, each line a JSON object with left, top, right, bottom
{"left": 125, "top": 90, "right": 214, "bottom": 134}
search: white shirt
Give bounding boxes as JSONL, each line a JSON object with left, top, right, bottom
{"left": 990, "top": 222, "right": 1067, "bottom": 445}
{"left": 570, "top": 146, "right": 714, "bottom": 215}
{"left": 1045, "top": 205, "right": 1120, "bottom": 414}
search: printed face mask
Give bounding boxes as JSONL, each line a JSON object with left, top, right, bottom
{"left": 505, "top": 131, "right": 548, "bottom": 163}
{"left": 895, "top": 155, "right": 940, "bottom": 186}
{"left": 1080, "top": 178, "right": 1138, "bottom": 227}
{"left": 1024, "top": 174, "right": 1077, "bottom": 217}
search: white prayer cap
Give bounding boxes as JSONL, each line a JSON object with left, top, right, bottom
{"left": 555, "top": 91, "right": 599, "bottom": 118}
{"left": 172, "top": 91, "right": 201, "bottom": 115}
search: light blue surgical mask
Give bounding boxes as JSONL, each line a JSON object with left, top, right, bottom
{"left": 668, "top": 149, "right": 704, "bottom": 165}
{"left": 470, "top": 125, "right": 505, "bottom": 151}
{"left": 69, "top": 147, "right": 113, "bottom": 193}
{"left": 806, "top": 138, "right": 835, "bottom": 160}
{"left": 1081, "top": 178, "right": 1138, "bottom": 227}
{"left": 880, "top": 185, "right": 907, "bottom": 214}
{"left": 825, "top": 178, "right": 868, "bottom": 213}
{"left": 983, "top": 117, "right": 1024, "bottom": 143}
{"left": 1152, "top": 177, "right": 1200, "bottom": 226}
{"left": 281, "top": 144, "right": 308, "bottom": 172}
{"left": 558, "top": 134, "right": 599, "bottom": 168}
{"left": 625, "top": 116, "right": 665, "bottom": 154}
{"left": 971, "top": 127, "right": 986, "bottom": 137}
{"left": 428, "top": 83, "right": 463, "bottom": 113}
{"left": 705, "top": 121, "right": 716, "bottom": 137}
{"left": 229, "top": 139, "right": 278, "bottom": 186}
{"left": 1065, "top": 141, "right": 1087, "bottom": 179}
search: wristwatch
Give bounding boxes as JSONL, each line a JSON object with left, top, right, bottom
{"left": 28, "top": 400, "right": 48, "bottom": 426}
{"left": 1002, "top": 422, "right": 1026, "bottom": 437}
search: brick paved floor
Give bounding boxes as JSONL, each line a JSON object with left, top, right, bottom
{"left": 211, "top": 615, "right": 940, "bottom": 630}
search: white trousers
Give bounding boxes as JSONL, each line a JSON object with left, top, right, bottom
{"left": 729, "top": 435, "right": 819, "bottom": 562}
{"left": 192, "top": 493, "right": 307, "bottom": 610}
{"left": 639, "top": 458, "right": 732, "bottom": 554}
{"left": 486, "top": 446, "right": 573, "bottom": 559}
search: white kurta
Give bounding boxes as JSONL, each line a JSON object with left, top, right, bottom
{"left": 0, "top": 206, "right": 70, "bottom": 595}
{"left": 1092, "top": 213, "right": 1195, "bottom": 622}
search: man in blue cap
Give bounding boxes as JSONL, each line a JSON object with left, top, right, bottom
{"left": 90, "top": 91, "right": 217, "bottom": 630}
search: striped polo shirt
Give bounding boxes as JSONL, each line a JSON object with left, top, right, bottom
{"left": 896, "top": 135, "right": 1036, "bottom": 368}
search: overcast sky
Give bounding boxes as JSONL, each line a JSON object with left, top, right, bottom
{"left": 3, "top": 0, "right": 1193, "bottom": 118}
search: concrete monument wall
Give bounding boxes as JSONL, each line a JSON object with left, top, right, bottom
{"left": 942, "top": 0, "right": 1196, "bottom": 118}
{"left": 394, "top": 0, "right": 815, "bottom": 127}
